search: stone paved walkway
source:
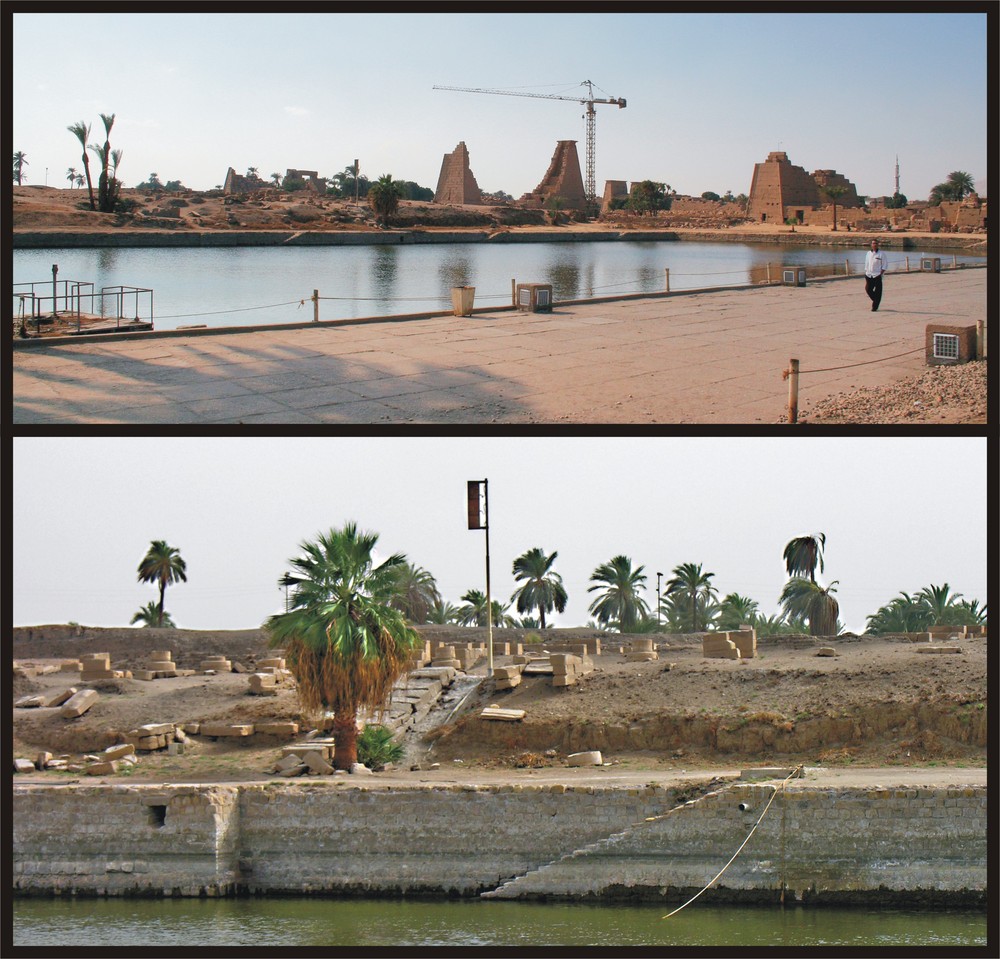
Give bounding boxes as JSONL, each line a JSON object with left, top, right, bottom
{"left": 11, "top": 268, "right": 986, "bottom": 425}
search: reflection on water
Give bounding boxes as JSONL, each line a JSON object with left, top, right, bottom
{"left": 12, "top": 896, "right": 987, "bottom": 948}
{"left": 12, "top": 241, "right": 986, "bottom": 332}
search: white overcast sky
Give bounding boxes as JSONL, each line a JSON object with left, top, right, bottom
{"left": 10, "top": 10, "right": 987, "bottom": 201}
{"left": 12, "top": 436, "right": 988, "bottom": 635}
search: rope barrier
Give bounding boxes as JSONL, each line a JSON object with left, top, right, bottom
{"left": 661, "top": 765, "right": 803, "bottom": 919}
{"left": 155, "top": 299, "right": 302, "bottom": 320}
{"left": 786, "top": 346, "right": 925, "bottom": 377}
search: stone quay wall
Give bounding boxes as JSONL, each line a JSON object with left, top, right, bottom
{"left": 12, "top": 781, "right": 985, "bottom": 905}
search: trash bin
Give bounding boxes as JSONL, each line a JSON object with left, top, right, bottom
{"left": 451, "top": 286, "right": 475, "bottom": 316}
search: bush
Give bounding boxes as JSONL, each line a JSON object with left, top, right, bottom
{"left": 356, "top": 724, "right": 404, "bottom": 771}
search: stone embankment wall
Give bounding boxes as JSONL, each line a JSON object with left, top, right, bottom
{"left": 13, "top": 781, "right": 985, "bottom": 904}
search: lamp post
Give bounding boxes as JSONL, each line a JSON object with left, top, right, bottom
{"left": 467, "top": 479, "right": 493, "bottom": 675}
{"left": 656, "top": 571, "right": 663, "bottom": 626}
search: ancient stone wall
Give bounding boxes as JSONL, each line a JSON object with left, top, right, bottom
{"left": 12, "top": 782, "right": 986, "bottom": 903}
{"left": 433, "top": 142, "right": 484, "bottom": 205}
{"left": 520, "top": 141, "right": 587, "bottom": 210}
{"left": 747, "top": 151, "right": 861, "bottom": 224}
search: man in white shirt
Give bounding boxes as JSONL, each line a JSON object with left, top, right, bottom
{"left": 864, "top": 239, "right": 888, "bottom": 311}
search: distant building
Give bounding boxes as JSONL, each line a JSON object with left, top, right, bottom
{"left": 434, "top": 142, "right": 484, "bottom": 205}
{"left": 747, "top": 151, "right": 860, "bottom": 224}
{"left": 519, "top": 141, "right": 588, "bottom": 211}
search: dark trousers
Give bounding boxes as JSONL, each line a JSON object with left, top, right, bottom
{"left": 865, "top": 274, "right": 883, "bottom": 310}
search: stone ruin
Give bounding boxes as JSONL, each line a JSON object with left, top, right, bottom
{"left": 223, "top": 167, "right": 270, "bottom": 196}
{"left": 747, "top": 151, "right": 860, "bottom": 224}
{"left": 284, "top": 169, "right": 327, "bottom": 194}
{"left": 433, "top": 142, "right": 484, "bottom": 205}
{"left": 520, "top": 141, "right": 588, "bottom": 211}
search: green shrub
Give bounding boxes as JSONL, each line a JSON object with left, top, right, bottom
{"left": 356, "top": 724, "right": 404, "bottom": 771}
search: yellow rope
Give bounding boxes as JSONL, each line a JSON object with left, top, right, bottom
{"left": 661, "top": 765, "right": 802, "bottom": 919}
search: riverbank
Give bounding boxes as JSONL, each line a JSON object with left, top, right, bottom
{"left": 12, "top": 776, "right": 987, "bottom": 904}
{"left": 13, "top": 185, "right": 988, "bottom": 251}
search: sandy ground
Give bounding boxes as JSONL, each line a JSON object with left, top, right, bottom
{"left": 12, "top": 630, "right": 987, "bottom": 786}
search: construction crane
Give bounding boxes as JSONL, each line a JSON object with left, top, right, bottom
{"left": 433, "top": 80, "right": 626, "bottom": 205}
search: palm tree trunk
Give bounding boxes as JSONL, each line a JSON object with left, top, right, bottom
{"left": 157, "top": 581, "right": 166, "bottom": 627}
{"left": 539, "top": 606, "right": 546, "bottom": 629}
{"left": 332, "top": 712, "right": 359, "bottom": 769}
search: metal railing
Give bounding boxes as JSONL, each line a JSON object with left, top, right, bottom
{"left": 13, "top": 280, "right": 153, "bottom": 336}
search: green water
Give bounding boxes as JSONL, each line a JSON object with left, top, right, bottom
{"left": 11, "top": 897, "right": 987, "bottom": 948}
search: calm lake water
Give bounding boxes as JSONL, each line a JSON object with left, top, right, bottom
{"left": 11, "top": 897, "right": 987, "bottom": 948}
{"left": 12, "top": 240, "right": 985, "bottom": 332}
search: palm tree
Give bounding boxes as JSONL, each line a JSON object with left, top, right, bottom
{"left": 663, "top": 562, "right": 718, "bottom": 633}
{"left": 75, "top": 173, "right": 85, "bottom": 189}
{"left": 945, "top": 170, "right": 975, "bottom": 200}
{"left": 425, "top": 598, "right": 460, "bottom": 625}
{"left": 130, "top": 601, "right": 176, "bottom": 628}
{"left": 66, "top": 166, "right": 78, "bottom": 187}
{"left": 136, "top": 540, "right": 187, "bottom": 628}
{"left": 271, "top": 172, "right": 281, "bottom": 186}
{"left": 866, "top": 592, "right": 933, "bottom": 634}
{"left": 263, "top": 523, "right": 419, "bottom": 770}
{"left": 779, "top": 577, "right": 840, "bottom": 636}
{"left": 916, "top": 583, "right": 963, "bottom": 624}
{"left": 367, "top": 173, "right": 403, "bottom": 227}
{"left": 88, "top": 112, "right": 116, "bottom": 211}
{"left": 388, "top": 561, "right": 441, "bottom": 624}
{"left": 783, "top": 532, "right": 826, "bottom": 583}
{"left": 246, "top": 166, "right": 260, "bottom": 179}
{"left": 457, "top": 589, "right": 516, "bottom": 628}
{"left": 13, "top": 151, "right": 29, "bottom": 185}
{"left": 67, "top": 120, "right": 95, "bottom": 209}
{"left": 510, "top": 547, "right": 568, "bottom": 629}
{"left": 716, "top": 593, "right": 761, "bottom": 631}
{"left": 820, "top": 184, "right": 848, "bottom": 231}
{"left": 587, "top": 555, "right": 649, "bottom": 632}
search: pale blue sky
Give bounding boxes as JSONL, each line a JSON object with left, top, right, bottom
{"left": 11, "top": 11, "right": 988, "bottom": 200}
{"left": 12, "top": 436, "right": 988, "bottom": 634}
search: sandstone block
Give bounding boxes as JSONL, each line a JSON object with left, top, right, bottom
{"left": 302, "top": 751, "right": 334, "bottom": 774}
{"left": 136, "top": 723, "right": 175, "bottom": 736}
{"left": 147, "top": 661, "right": 175, "bottom": 671}
{"left": 278, "top": 763, "right": 306, "bottom": 777}
{"left": 132, "top": 670, "right": 158, "bottom": 681}
{"left": 816, "top": 647, "right": 839, "bottom": 657}
{"left": 61, "top": 688, "right": 99, "bottom": 718}
{"left": 350, "top": 763, "right": 372, "bottom": 776}
{"left": 166, "top": 742, "right": 185, "bottom": 756}
{"left": 104, "top": 744, "right": 136, "bottom": 760}
{"left": 550, "top": 654, "right": 582, "bottom": 675}
{"left": 626, "top": 651, "right": 658, "bottom": 662}
{"left": 149, "top": 650, "right": 173, "bottom": 661}
{"left": 15, "top": 695, "right": 47, "bottom": 708}
{"left": 917, "top": 645, "right": 962, "bottom": 654}
{"left": 13, "top": 758, "right": 35, "bottom": 773}
{"left": 200, "top": 723, "right": 254, "bottom": 737}
{"left": 552, "top": 675, "right": 577, "bottom": 687}
{"left": 257, "top": 657, "right": 286, "bottom": 670}
{"left": 35, "top": 751, "right": 53, "bottom": 769}
{"left": 60, "top": 660, "right": 82, "bottom": 672}
{"left": 255, "top": 722, "right": 299, "bottom": 738}
{"left": 568, "top": 750, "right": 603, "bottom": 767}
{"left": 282, "top": 744, "right": 332, "bottom": 760}
{"left": 85, "top": 760, "right": 120, "bottom": 776}
{"left": 274, "top": 753, "right": 304, "bottom": 772}
{"left": 79, "top": 652, "right": 111, "bottom": 666}
{"left": 480, "top": 706, "right": 526, "bottom": 721}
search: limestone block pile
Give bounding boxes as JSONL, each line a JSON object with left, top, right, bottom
{"left": 702, "top": 630, "right": 757, "bottom": 660}
{"left": 702, "top": 635, "right": 739, "bottom": 659}
{"left": 431, "top": 645, "right": 461, "bottom": 669}
{"left": 382, "top": 666, "right": 457, "bottom": 732}
{"left": 61, "top": 688, "right": 99, "bottom": 718}
{"left": 626, "top": 639, "right": 658, "bottom": 662}
{"left": 200, "top": 655, "right": 233, "bottom": 674}
{"left": 493, "top": 665, "right": 522, "bottom": 690}
{"left": 247, "top": 656, "right": 294, "bottom": 695}
{"left": 133, "top": 650, "right": 197, "bottom": 681}
{"left": 80, "top": 652, "right": 129, "bottom": 681}
{"left": 552, "top": 653, "right": 593, "bottom": 687}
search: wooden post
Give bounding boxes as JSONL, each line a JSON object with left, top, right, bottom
{"left": 905, "top": 256, "right": 909, "bottom": 273}
{"left": 787, "top": 359, "right": 800, "bottom": 424}
{"left": 976, "top": 319, "right": 985, "bottom": 360}
{"left": 511, "top": 278, "right": 516, "bottom": 308}
{"left": 312, "top": 290, "right": 319, "bottom": 322}
{"left": 845, "top": 258, "right": 850, "bottom": 275}
{"left": 766, "top": 263, "right": 771, "bottom": 285}
{"left": 953, "top": 254, "right": 958, "bottom": 269}
{"left": 664, "top": 268, "right": 670, "bottom": 293}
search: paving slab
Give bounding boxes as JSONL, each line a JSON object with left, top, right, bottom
{"left": 12, "top": 269, "right": 986, "bottom": 425}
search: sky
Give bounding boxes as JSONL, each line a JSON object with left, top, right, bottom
{"left": 12, "top": 436, "right": 989, "bottom": 635}
{"left": 10, "top": 10, "right": 988, "bottom": 202}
